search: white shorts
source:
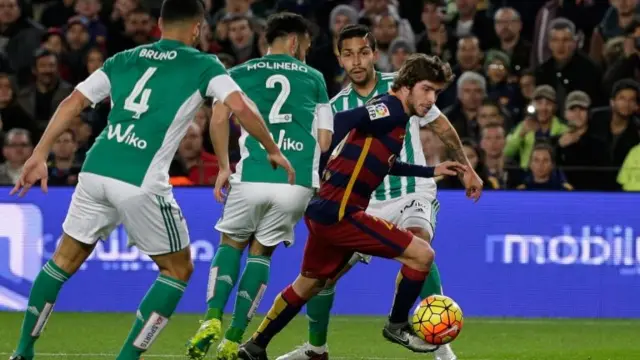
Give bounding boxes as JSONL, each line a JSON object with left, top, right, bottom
{"left": 215, "top": 182, "right": 314, "bottom": 247}
{"left": 63, "top": 173, "right": 190, "bottom": 256}
{"left": 349, "top": 193, "right": 440, "bottom": 265}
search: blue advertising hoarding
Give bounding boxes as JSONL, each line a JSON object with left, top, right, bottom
{"left": 1, "top": 187, "right": 639, "bottom": 318}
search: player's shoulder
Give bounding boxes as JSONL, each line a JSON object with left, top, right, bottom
{"left": 330, "top": 84, "right": 353, "bottom": 104}
{"left": 379, "top": 71, "right": 397, "bottom": 81}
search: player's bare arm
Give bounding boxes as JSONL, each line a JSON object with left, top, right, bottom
{"left": 223, "top": 91, "right": 295, "bottom": 184}
{"left": 209, "top": 101, "right": 231, "bottom": 202}
{"left": 10, "top": 90, "right": 91, "bottom": 196}
{"left": 428, "top": 113, "right": 483, "bottom": 200}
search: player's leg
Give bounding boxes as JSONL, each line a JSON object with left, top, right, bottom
{"left": 112, "top": 189, "right": 193, "bottom": 360}
{"left": 217, "top": 184, "right": 313, "bottom": 359}
{"left": 187, "top": 182, "right": 264, "bottom": 359}
{"left": 238, "top": 219, "right": 352, "bottom": 360}
{"left": 10, "top": 173, "right": 117, "bottom": 360}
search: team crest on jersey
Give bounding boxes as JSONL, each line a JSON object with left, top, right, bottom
{"left": 366, "top": 103, "right": 390, "bottom": 120}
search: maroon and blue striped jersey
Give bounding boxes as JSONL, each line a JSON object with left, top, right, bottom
{"left": 306, "top": 93, "right": 436, "bottom": 224}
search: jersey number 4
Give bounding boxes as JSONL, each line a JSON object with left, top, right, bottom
{"left": 124, "top": 67, "right": 157, "bottom": 119}
{"left": 265, "top": 74, "right": 292, "bottom": 124}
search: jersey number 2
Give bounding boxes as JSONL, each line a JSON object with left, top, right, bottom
{"left": 124, "top": 67, "right": 157, "bottom": 119}
{"left": 265, "top": 74, "right": 292, "bottom": 124}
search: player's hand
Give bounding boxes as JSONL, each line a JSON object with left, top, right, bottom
{"left": 434, "top": 161, "right": 467, "bottom": 177}
{"left": 462, "top": 167, "right": 483, "bottom": 202}
{"left": 213, "top": 167, "right": 232, "bottom": 203}
{"left": 10, "top": 156, "right": 48, "bottom": 197}
{"left": 267, "top": 151, "right": 296, "bottom": 185}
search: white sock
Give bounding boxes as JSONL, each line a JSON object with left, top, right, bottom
{"left": 308, "top": 343, "right": 327, "bottom": 353}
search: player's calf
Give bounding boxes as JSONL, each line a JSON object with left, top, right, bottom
{"left": 116, "top": 247, "right": 193, "bottom": 360}
{"left": 11, "top": 234, "right": 94, "bottom": 360}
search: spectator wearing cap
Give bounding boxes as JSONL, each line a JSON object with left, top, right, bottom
{"left": 0, "top": 0, "right": 45, "bottom": 82}
{"left": 372, "top": 12, "right": 400, "bottom": 72}
{"left": 535, "top": 18, "right": 604, "bottom": 113}
{"left": 41, "top": 0, "right": 76, "bottom": 29}
{"left": 517, "top": 143, "right": 573, "bottom": 191}
{"left": 64, "top": 17, "right": 92, "bottom": 84}
{"left": 359, "top": 0, "right": 415, "bottom": 45}
{"left": 445, "top": 0, "right": 495, "bottom": 50}
{"left": 493, "top": 7, "right": 531, "bottom": 76}
{"left": 16, "top": 48, "right": 72, "bottom": 133}
{"left": 590, "top": 79, "right": 640, "bottom": 172}
{"left": 505, "top": 85, "right": 568, "bottom": 169}
{"left": 443, "top": 71, "right": 486, "bottom": 140}
{"left": 437, "top": 35, "right": 484, "bottom": 108}
{"left": 73, "top": 0, "right": 108, "bottom": 46}
{"left": 415, "top": 0, "right": 456, "bottom": 65}
{"left": 389, "top": 37, "right": 414, "bottom": 72}
{"left": 307, "top": 4, "right": 358, "bottom": 97}
{"left": 603, "top": 19, "right": 640, "bottom": 96}
{"left": 554, "top": 91, "right": 609, "bottom": 190}
{"left": 589, "top": 0, "right": 639, "bottom": 67}
{"left": 484, "top": 49, "right": 520, "bottom": 120}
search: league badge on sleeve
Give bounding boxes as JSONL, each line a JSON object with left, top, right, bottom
{"left": 366, "top": 103, "right": 390, "bottom": 120}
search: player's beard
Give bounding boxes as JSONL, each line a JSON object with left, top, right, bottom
{"left": 348, "top": 67, "right": 374, "bottom": 87}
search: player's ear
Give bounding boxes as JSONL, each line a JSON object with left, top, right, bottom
{"left": 373, "top": 49, "right": 380, "bottom": 62}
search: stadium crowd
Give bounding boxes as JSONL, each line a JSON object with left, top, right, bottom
{"left": 0, "top": 0, "right": 639, "bottom": 191}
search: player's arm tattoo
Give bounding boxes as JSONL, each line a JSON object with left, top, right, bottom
{"left": 427, "top": 114, "right": 469, "bottom": 165}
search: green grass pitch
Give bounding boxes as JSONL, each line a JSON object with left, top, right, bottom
{"left": 0, "top": 312, "right": 639, "bottom": 360}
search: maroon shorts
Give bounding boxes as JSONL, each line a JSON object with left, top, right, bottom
{"left": 301, "top": 210, "right": 414, "bottom": 279}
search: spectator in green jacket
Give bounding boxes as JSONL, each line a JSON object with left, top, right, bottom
{"left": 505, "top": 85, "right": 568, "bottom": 168}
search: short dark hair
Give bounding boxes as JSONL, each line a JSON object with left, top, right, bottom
{"left": 265, "top": 12, "right": 313, "bottom": 44}
{"left": 481, "top": 122, "right": 505, "bottom": 136}
{"left": 160, "top": 0, "right": 204, "bottom": 24}
{"left": 481, "top": 98, "right": 500, "bottom": 109}
{"left": 337, "top": 24, "right": 376, "bottom": 52}
{"left": 33, "top": 47, "right": 57, "bottom": 66}
{"left": 531, "top": 142, "right": 555, "bottom": 162}
{"left": 611, "top": 78, "right": 640, "bottom": 99}
{"left": 391, "top": 54, "right": 454, "bottom": 91}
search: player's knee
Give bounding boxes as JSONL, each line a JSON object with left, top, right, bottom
{"left": 220, "top": 233, "right": 246, "bottom": 250}
{"left": 159, "top": 259, "right": 193, "bottom": 282}
{"left": 406, "top": 237, "right": 435, "bottom": 272}
{"left": 248, "top": 240, "right": 275, "bottom": 257}
{"left": 52, "top": 233, "right": 95, "bottom": 275}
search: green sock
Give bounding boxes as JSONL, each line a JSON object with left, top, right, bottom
{"left": 116, "top": 274, "right": 186, "bottom": 360}
{"left": 14, "top": 260, "right": 70, "bottom": 359}
{"left": 205, "top": 244, "right": 242, "bottom": 321}
{"left": 306, "top": 285, "right": 335, "bottom": 347}
{"left": 420, "top": 262, "right": 443, "bottom": 299}
{"left": 225, "top": 255, "right": 271, "bottom": 342}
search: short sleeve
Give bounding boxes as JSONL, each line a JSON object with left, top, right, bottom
{"left": 200, "top": 55, "right": 241, "bottom": 102}
{"left": 415, "top": 104, "right": 442, "bottom": 127}
{"left": 75, "top": 69, "right": 111, "bottom": 104}
{"left": 315, "top": 73, "right": 333, "bottom": 131}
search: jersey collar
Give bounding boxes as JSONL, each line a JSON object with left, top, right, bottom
{"left": 353, "top": 71, "right": 382, "bottom": 101}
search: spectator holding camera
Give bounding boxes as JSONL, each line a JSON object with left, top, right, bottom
{"left": 505, "top": 85, "right": 568, "bottom": 169}
{"left": 554, "top": 91, "right": 609, "bottom": 190}
{"left": 517, "top": 143, "right": 573, "bottom": 191}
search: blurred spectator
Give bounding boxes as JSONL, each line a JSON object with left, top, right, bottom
{"left": 446, "top": 0, "right": 495, "bottom": 49}
{"left": 40, "top": 0, "right": 76, "bottom": 29}
{"left": 307, "top": 4, "right": 358, "bottom": 96}
{"left": 211, "top": 0, "right": 254, "bottom": 25}
{"left": 602, "top": 35, "right": 626, "bottom": 68}
{"left": 439, "top": 138, "right": 495, "bottom": 188}
{"left": 517, "top": 143, "right": 573, "bottom": 190}
{"left": 74, "top": 0, "right": 107, "bottom": 45}
{"left": 484, "top": 49, "right": 520, "bottom": 118}
{"left": 389, "top": 37, "right": 414, "bottom": 72}
{"left": 480, "top": 123, "right": 519, "bottom": 189}
{"left": 108, "top": 6, "right": 155, "bottom": 56}
{"left": 420, "top": 126, "right": 446, "bottom": 166}
{"left": 437, "top": 34, "right": 484, "bottom": 106}
{"left": 554, "top": 90, "right": 609, "bottom": 190}
{"left": 64, "top": 17, "right": 92, "bottom": 84}
{"left": 372, "top": 12, "right": 400, "bottom": 72}
{"left": 0, "top": 127, "right": 32, "bottom": 184}
{"left": 535, "top": 18, "right": 603, "bottom": 113}
{"left": 0, "top": 72, "right": 37, "bottom": 137}
{"left": 85, "top": 47, "right": 104, "bottom": 75}
{"left": 17, "top": 48, "right": 72, "bottom": 133}
{"left": 47, "top": 128, "right": 81, "bottom": 185}
{"left": 415, "top": 0, "right": 455, "bottom": 64}
{"left": 617, "top": 143, "right": 640, "bottom": 190}
{"left": 443, "top": 71, "right": 486, "bottom": 139}
{"left": 69, "top": 111, "right": 93, "bottom": 162}
{"left": 359, "top": 0, "right": 415, "bottom": 44}
{"left": 493, "top": 7, "right": 531, "bottom": 75}
{"left": 0, "top": 0, "right": 44, "bottom": 81}
{"left": 477, "top": 98, "right": 508, "bottom": 129}
{"left": 603, "top": 19, "right": 640, "bottom": 96}
{"left": 589, "top": 0, "right": 639, "bottom": 66}
{"left": 590, "top": 79, "right": 640, "bottom": 169}
{"left": 518, "top": 69, "right": 536, "bottom": 109}
{"left": 221, "top": 15, "right": 260, "bottom": 65}
{"left": 41, "top": 28, "right": 73, "bottom": 83}
{"left": 177, "top": 122, "right": 219, "bottom": 185}
{"left": 505, "top": 85, "right": 568, "bottom": 168}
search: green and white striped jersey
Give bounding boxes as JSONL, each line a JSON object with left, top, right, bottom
{"left": 330, "top": 71, "right": 439, "bottom": 202}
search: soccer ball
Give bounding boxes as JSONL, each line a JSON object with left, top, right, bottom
{"left": 411, "top": 295, "right": 463, "bottom": 345}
